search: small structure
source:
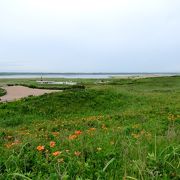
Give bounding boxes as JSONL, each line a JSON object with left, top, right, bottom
{"left": 36, "top": 81, "right": 77, "bottom": 85}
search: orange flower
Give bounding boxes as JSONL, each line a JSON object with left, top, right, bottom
{"left": 140, "top": 130, "right": 145, "bottom": 135}
{"left": 5, "top": 140, "right": 20, "bottom": 148}
{"left": 102, "top": 124, "right": 107, "bottom": 129}
{"left": 5, "top": 144, "right": 11, "bottom": 148}
{"left": 52, "top": 151, "right": 61, "bottom": 156}
{"left": 89, "top": 128, "right": 96, "bottom": 131}
{"left": 37, "top": 145, "right": 45, "bottom": 151}
{"left": 69, "top": 134, "right": 77, "bottom": 140}
{"left": 12, "top": 140, "right": 20, "bottom": 145}
{"left": 131, "top": 133, "right": 140, "bottom": 139}
{"left": 52, "top": 132, "right": 60, "bottom": 136}
{"left": 75, "top": 130, "right": 82, "bottom": 135}
{"left": 145, "top": 133, "right": 152, "bottom": 140}
{"left": 50, "top": 141, "right": 56, "bottom": 148}
{"left": 74, "top": 151, "right": 81, "bottom": 156}
{"left": 6, "top": 136, "right": 13, "bottom": 140}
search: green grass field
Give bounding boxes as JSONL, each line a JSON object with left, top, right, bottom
{"left": 0, "top": 76, "right": 180, "bottom": 179}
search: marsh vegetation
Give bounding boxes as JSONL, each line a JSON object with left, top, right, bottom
{"left": 0, "top": 88, "right": 6, "bottom": 97}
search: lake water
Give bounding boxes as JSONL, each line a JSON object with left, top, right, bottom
{"left": 0, "top": 73, "right": 179, "bottom": 79}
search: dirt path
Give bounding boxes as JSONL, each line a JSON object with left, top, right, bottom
{"left": 0, "top": 86, "right": 60, "bottom": 102}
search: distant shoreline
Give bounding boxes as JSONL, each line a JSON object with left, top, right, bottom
{"left": 0, "top": 72, "right": 179, "bottom": 79}
{"left": 0, "top": 72, "right": 180, "bottom": 75}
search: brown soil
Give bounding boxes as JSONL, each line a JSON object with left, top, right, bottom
{"left": 0, "top": 86, "right": 60, "bottom": 102}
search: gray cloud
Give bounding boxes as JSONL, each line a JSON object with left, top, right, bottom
{"left": 0, "top": 0, "right": 180, "bottom": 72}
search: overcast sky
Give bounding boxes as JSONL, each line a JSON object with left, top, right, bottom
{"left": 0, "top": 0, "right": 180, "bottom": 72}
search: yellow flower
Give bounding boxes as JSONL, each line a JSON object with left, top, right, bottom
{"left": 97, "top": 147, "right": 102, "bottom": 151}
{"left": 110, "top": 141, "right": 115, "bottom": 145}
{"left": 57, "top": 158, "right": 64, "bottom": 163}
{"left": 132, "top": 124, "right": 140, "bottom": 129}
{"left": 168, "top": 114, "right": 176, "bottom": 121}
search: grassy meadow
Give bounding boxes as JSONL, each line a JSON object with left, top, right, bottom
{"left": 0, "top": 76, "right": 180, "bottom": 179}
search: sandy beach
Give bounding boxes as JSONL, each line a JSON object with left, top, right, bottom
{"left": 0, "top": 86, "right": 60, "bottom": 102}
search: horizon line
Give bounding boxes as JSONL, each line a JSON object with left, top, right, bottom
{"left": 0, "top": 72, "right": 180, "bottom": 74}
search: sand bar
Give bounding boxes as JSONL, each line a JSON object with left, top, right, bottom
{"left": 0, "top": 86, "right": 60, "bottom": 102}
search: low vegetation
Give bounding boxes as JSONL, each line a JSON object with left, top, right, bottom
{"left": 0, "top": 88, "right": 6, "bottom": 97}
{"left": 0, "top": 76, "right": 180, "bottom": 179}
